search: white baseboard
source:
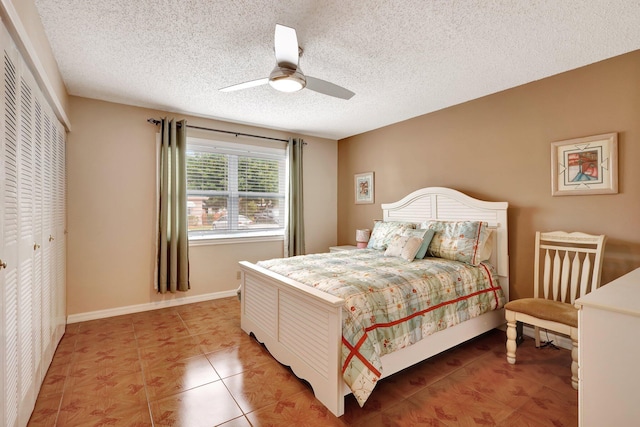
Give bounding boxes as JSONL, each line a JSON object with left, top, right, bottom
{"left": 66, "top": 290, "right": 238, "bottom": 324}
{"left": 495, "top": 323, "right": 572, "bottom": 350}
{"left": 521, "top": 325, "right": 572, "bottom": 350}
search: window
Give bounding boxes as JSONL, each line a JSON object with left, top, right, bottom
{"left": 186, "top": 137, "right": 286, "bottom": 240}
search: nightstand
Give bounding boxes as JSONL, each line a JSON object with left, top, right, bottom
{"left": 329, "top": 245, "right": 358, "bottom": 253}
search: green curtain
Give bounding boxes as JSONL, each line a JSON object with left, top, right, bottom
{"left": 286, "top": 138, "right": 305, "bottom": 256}
{"left": 157, "top": 118, "right": 190, "bottom": 293}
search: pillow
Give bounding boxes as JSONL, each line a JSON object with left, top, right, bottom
{"left": 384, "top": 235, "right": 423, "bottom": 261}
{"left": 421, "top": 220, "right": 492, "bottom": 265}
{"left": 367, "top": 221, "right": 416, "bottom": 250}
{"left": 478, "top": 230, "right": 494, "bottom": 262}
{"left": 402, "top": 228, "right": 435, "bottom": 259}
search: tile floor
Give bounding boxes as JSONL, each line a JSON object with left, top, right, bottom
{"left": 28, "top": 297, "right": 578, "bottom": 426}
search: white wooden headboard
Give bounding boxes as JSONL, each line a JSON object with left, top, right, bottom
{"left": 382, "top": 187, "right": 509, "bottom": 299}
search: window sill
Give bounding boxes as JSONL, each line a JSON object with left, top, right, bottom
{"left": 189, "top": 232, "right": 284, "bottom": 247}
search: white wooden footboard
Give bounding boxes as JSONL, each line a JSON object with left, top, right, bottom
{"left": 239, "top": 261, "right": 347, "bottom": 416}
{"left": 240, "top": 260, "right": 506, "bottom": 417}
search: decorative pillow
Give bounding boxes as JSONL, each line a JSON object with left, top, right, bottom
{"left": 402, "top": 228, "right": 435, "bottom": 259}
{"left": 367, "top": 221, "right": 416, "bottom": 250}
{"left": 478, "top": 230, "right": 494, "bottom": 262}
{"left": 384, "top": 235, "right": 423, "bottom": 261}
{"left": 421, "top": 220, "right": 492, "bottom": 265}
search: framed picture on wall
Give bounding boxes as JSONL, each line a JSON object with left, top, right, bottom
{"left": 355, "top": 172, "right": 374, "bottom": 204}
{"left": 551, "top": 133, "right": 618, "bottom": 196}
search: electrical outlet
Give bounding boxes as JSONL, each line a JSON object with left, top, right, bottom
{"left": 236, "top": 271, "right": 241, "bottom": 280}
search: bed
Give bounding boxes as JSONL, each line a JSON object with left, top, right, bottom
{"left": 239, "top": 187, "right": 509, "bottom": 417}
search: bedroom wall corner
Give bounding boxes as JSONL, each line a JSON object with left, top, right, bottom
{"left": 66, "top": 96, "right": 338, "bottom": 317}
{"left": 337, "top": 49, "right": 640, "bottom": 299}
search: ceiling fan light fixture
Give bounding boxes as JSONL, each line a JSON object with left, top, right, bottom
{"left": 268, "top": 66, "right": 306, "bottom": 92}
{"left": 220, "top": 25, "right": 354, "bottom": 99}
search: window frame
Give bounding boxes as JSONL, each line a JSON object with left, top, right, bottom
{"left": 185, "top": 136, "right": 287, "bottom": 244}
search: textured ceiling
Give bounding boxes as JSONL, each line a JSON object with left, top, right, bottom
{"left": 35, "top": 0, "right": 640, "bottom": 140}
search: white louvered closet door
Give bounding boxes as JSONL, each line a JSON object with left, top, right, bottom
{"left": 53, "top": 121, "right": 66, "bottom": 344}
{"left": 44, "top": 107, "right": 66, "bottom": 356}
{"left": 32, "top": 98, "right": 43, "bottom": 387}
{"left": 40, "top": 113, "right": 54, "bottom": 367}
{"left": 1, "top": 31, "right": 21, "bottom": 427}
{"left": 17, "top": 58, "right": 37, "bottom": 426}
{"left": 1, "top": 21, "right": 67, "bottom": 427}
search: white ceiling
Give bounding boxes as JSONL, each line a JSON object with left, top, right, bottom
{"left": 34, "top": 0, "right": 640, "bottom": 140}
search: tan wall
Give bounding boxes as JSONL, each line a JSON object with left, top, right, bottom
{"left": 66, "top": 96, "right": 337, "bottom": 316}
{"left": 338, "top": 50, "right": 640, "bottom": 299}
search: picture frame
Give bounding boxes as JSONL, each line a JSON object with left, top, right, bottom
{"left": 354, "top": 172, "right": 374, "bottom": 204}
{"left": 551, "top": 133, "right": 618, "bottom": 196}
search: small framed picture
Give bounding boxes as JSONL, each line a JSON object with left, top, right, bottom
{"left": 354, "top": 172, "right": 374, "bottom": 204}
{"left": 551, "top": 133, "right": 618, "bottom": 196}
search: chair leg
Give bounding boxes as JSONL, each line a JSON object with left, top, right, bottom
{"left": 571, "top": 328, "right": 579, "bottom": 390}
{"left": 534, "top": 326, "right": 541, "bottom": 348}
{"left": 516, "top": 321, "right": 524, "bottom": 345}
{"left": 506, "top": 311, "right": 517, "bottom": 364}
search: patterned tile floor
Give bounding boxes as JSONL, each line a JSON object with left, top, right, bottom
{"left": 28, "top": 297, "right": 577, "bottom": 426}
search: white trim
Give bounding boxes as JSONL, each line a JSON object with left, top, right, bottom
{"left": 522, "top": 324, "right": 572, "bottom": 350}
{"left": 495, "top": 323, "right": 571, "bottom": 351}
{"left": 0, "top": 0, "right": 71, "bottom": 130}
{"left": 189, "top": 234, "right": 283, "bottom": 247}
{"left": 66, "top": 290, "right": 237, "bottom": 324}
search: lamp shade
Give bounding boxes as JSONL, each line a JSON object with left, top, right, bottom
{"left": 356, "top": 229, "right": 370, "bottom": 248}
{"left": 268, "top": 67, "right": 306, "bottom": 92}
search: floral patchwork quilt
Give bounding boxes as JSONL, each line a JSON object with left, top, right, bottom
{"left": 257, "top": 249, "right": 505, "bottom": 406}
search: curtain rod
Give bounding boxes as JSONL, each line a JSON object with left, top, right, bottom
{"left": 147, "top": 118, "right": 289, "bottom": 143}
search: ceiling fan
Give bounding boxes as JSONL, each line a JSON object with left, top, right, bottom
{"left": 220, "top": 24, "right": 355, "bottom": 100}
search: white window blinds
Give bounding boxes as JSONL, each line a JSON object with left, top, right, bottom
{"left": 186, "top": 137, "right": 286, "bottom": 239}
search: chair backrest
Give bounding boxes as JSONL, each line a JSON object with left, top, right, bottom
{"left": 534, "top": 231, "right": 607, "bottom": 304}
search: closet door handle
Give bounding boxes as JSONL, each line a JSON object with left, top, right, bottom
{"left": 49, "top": 235, "right": 55, "bottom": 242}
{"left": 0, "top": 259, "right": 6, "bottom": 269}
{"left": 34, "top": 243, "right": 41, "bottom": 251}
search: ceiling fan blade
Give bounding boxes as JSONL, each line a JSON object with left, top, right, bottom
{"left": 274, "top": 24, "right": 299, "bottom": 69}
{"left": 219, "top": 78, "right": 269, "bottom": 92}
{"left": 305, "top": 76, "right": 355, "bottom": 100}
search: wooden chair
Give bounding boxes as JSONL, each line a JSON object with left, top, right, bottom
{"left": 505, "top": 231, "right": 607, "bottom": 389}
